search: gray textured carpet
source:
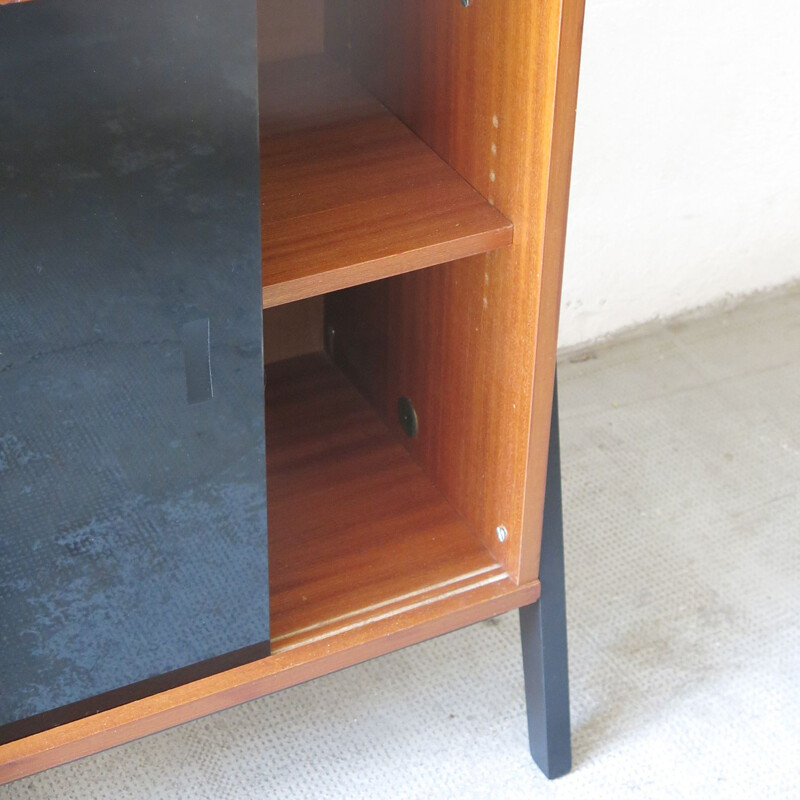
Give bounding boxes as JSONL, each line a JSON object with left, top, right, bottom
{"left": 4, "top": 285, "right": 799, "bottom": 798}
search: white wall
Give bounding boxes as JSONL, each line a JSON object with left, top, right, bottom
{"left": 559, "top": 0, "right": 800, "bottom": 348}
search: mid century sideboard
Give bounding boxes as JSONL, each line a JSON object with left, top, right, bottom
{"left": 0, "top": 0, "right": 585, "bottom": 784}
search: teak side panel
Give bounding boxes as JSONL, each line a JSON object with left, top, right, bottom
{"left": 259, "top": 56, "right": 512, "bottom": 308}
{"left": 0, "top": 353, "right": 541, "bottom": 784}
{"left": 324, "top": 0, "right": 585, "bottom": 583}
{"left": 521, "top": 0, "right": 586, "bottom": 580}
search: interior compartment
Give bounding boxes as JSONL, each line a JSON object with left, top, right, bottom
{"left": 258, "top": 0, "right": 560, "bottom": 652}
{"left": 264, "top": 347, "right": 510, "bottom": 651}
{"left": 258, "top": 46, "right": 512, "bottom": 308}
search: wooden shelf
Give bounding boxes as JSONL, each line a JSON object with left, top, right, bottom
{"left": 260, "top": 56, "right": 513, "bottom": 308}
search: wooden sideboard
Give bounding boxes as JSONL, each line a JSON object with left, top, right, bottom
{"left": 0, "top": 0, "right": 585, "bottom": 784}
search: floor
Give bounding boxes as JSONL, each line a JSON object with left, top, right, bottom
{"left": 4, "top": 286, "right": 799, "bottom": 799}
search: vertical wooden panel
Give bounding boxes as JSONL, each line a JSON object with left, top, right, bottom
{"left": 258, "top": 0, "right": 325, "bottom": 62}
{"left": 323, "top": 0, "right": 349, "bottom": 62}
{"left": 521, "top": 0, "right": 586, "bottom": 584}
{"left": 325, "top": 282, "right": 390, "bottom": 405}
{"left": 325, "top": 0, "right": 584, "bottom": 583}
{"left": 263, "top": 298, "right": 324, "bottom": 365}
{"left": 258, "top": 1, "right": 326, "bottom": 360}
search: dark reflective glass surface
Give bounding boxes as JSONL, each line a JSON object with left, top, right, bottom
{"left": 0, "top": 0, "right": 268, "bottom": 740}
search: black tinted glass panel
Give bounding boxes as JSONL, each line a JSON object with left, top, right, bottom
{"left": 0, "top": 0, "right": 268, "bottom": 742}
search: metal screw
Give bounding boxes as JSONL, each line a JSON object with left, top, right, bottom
{"left": 460, "top": 0, "right": 470, "bottom": 7}
{"left": 496, "top": 525, "right": 508, "bottom": 543}
{"left": 398, "top": 396, "right": 419, "bottom": 438}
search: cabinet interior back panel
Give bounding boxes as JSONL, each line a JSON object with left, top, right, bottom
{"left": 0, "top": 0, "right": 268, "bottom": 743}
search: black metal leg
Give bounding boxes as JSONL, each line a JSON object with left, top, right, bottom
{"left": 520, "top": 374, "right": 571, "bottom": 779}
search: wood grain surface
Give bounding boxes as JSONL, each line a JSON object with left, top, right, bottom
{"left": 265, "top": 354, "right": 521, "bottom": 648}
{"left": 260, "top": 56, "right": 513, "bottom": 308}
{"left": 263, "top": 298, "right": 324, "bottom": 364}
{"left": 0, "top": 354, "right": 539, "bottom": 784}
{"left": 325, "top": 0, "right": 586, "bottom": 584}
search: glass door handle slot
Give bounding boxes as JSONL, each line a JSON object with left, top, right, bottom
{"left": 182, "top": 318, "right": 213, "bottom": 405}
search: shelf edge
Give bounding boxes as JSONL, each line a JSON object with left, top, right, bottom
{"left": 262, "top": 224, "right": 513, "bottom": 308}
